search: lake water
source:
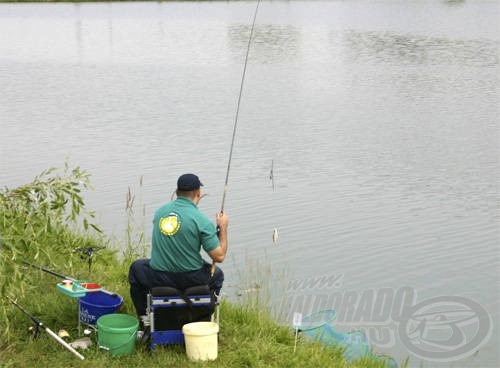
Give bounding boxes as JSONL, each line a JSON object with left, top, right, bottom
{"left": 0, "top": 1, "right": 498, "bottom": 366}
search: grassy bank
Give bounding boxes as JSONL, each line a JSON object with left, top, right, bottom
{"left": 0, "top": 257, "right": 394, "bottom": 368}
{"left": 0, "top": 166, "right": 402, "bottom": 367}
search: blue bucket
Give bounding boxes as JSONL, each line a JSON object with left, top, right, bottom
{"left": 79, "top": 291, "right": 123, "bottom": 326}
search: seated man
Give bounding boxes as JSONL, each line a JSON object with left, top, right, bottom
{"left": 128, "top": 173, "right": 228, "bottom": 317}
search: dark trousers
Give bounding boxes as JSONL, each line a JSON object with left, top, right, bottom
{"left": 128, "top": 259, "right": 224, "bottom": 316}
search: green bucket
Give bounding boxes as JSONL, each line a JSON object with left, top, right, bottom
{"left": 97, "top": 313, "right": 139, "bottom": 356}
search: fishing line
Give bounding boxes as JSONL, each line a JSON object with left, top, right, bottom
{"left": 211, "top": 0, "right": 261, "bottom": 276}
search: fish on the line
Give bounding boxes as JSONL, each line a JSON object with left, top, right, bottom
{"left": 272, "top": 228, "right": 278, "bottom": 243}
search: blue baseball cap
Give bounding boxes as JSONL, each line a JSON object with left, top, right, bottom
{"left": 177, "top": 173, "right": 203, "bottom": 191}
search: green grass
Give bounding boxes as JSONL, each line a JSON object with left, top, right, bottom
{"left": 0, "top": 244, "right": 404, "bottom": 368}
{"left": 0, "top": 255, "right": 400, "bottom": 368}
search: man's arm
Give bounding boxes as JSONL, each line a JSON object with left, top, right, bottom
{"left": 208, "top": 212, "right": 228, "bottom": 263}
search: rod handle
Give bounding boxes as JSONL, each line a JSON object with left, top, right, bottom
{"left": 210, "top": 261, "right": 216, "bottom": 277}
{"left": 45, "top": 327, "right": 85, "bottom": 360}
{"left": 211, "top": 222, "right": 222, "bottom": 277}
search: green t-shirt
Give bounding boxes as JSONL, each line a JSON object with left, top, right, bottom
{"left": 150, "top": 197, "right": 220, "bottom": 272}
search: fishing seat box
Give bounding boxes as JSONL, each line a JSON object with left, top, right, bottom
{"left": 148, "top": 285, "right": 214, "bottom": 348}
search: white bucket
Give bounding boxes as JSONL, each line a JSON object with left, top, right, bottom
{"left": 182, "top": 322, "right": 219, "bottom": 361}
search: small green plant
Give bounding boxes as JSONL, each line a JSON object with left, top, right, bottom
{"left": 0, "top": 163, "right": 102, "bottom": 338}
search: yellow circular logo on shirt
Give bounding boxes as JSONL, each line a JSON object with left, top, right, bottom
{"left": 159, "top": 213, "right": 181, "bottom": 236}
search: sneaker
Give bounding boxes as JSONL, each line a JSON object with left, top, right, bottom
{"left": 136, "top": 330, "right": 144, "bottom": 341}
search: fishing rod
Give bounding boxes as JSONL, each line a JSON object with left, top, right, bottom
{"left": 6, "top": 296, "right": 85, "bottom": 360}
{"left": 23, "top": 260, "right": 75, "bottom": 280}
{"left": 211, "top": 0, "right": 262, "bottom": 277}
{"left": 23, "top": 260, "right": 118, "bottom": 297}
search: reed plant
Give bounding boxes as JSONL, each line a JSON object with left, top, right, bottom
{"left": 122, "top": 176, "right": 148, "bottom": 264}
